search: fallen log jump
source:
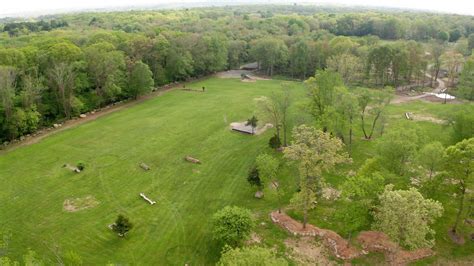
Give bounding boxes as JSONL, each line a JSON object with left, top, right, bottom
{"left": 140, "top": 193, "right": 156, "bottom": 205}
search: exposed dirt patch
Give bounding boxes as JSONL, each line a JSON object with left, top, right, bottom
{"left": 245, "top": 232, "right": 262, "bottom": 245}
{"left": 284, "top": 236, "right": 335, "bottom": 265}
{"left": 271, "top": 211, "right": 364, "bottom": 260}
{"left": 407, "top": 113, "right": 447, "bottom": 124}
{"left": 63, "top": 195, "right": 99, "bottom": 212}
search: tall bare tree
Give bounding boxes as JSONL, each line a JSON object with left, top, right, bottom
{"left": 48, "top": 63, "right": 76, "bottom": 118}
{"left": 256, "top": 85, "right": 292, "bottom": 146}
{"left": 0, "top": 66, "right": 16, "bottom": 123}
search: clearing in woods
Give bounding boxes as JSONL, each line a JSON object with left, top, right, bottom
{"left": 0, "top": 77, "right": 472, "bottom": 264}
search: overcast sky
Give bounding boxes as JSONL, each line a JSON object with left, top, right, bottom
{"left": 1, "top": 0, "right": 473, "bottom": 17}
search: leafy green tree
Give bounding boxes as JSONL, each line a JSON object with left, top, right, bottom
{"left": 217, "top": 246, "right": 288, "bottom": 266}
{"left": 437, "top": 31, "right": 449, "bottom": 42}
{"left": 165, "top": 47, "right": 194, "bottom": 81}
{"left": 376, "top": 125, "right": 422, "bottom": 175}
{"left": 444, "top": 138, "right": 474, "bottom": 233}
{"left": 327, "top": 53, "right": 363, "bottom": 85}
{"left": 324, "top": 87, "right": 358, "bottom": 146}
{"left": 373, "top": 185, "right": 443, "bottom": 249}
{"left": 256, "top": 153, "right": 282, "bottom": 210}
{"left": 468, "top": 34, "right": 474, "bottom": 55}
{"left": 450, "top": 110, "right": 474, "bottom": 143}
{"left": 289, "top": 40, "right": 310, "bottom": 79}
{"left": 84, "top": 42, "right": 126, "bottom": 105}
{"left": 458, "top": 56, "right": 474, "bottom": 100}
{"left": 417, "top": 142, "right": 445, "bottom": 180}
{"left": 47, "top": 42, "right": 83, "bottom": 65}
{"left": 250, "top": 38, "right": 288, "bottom": 76}
{"left": 306, "top": 70, "right": 344, "bottom": 131}
{"left": 449, "top": 29, "right": 462, "bottom": 42}
{"left": 192, "top": 34, "right": 228, "bottom": 75}
{"left": 0, "top": 48, "right": 26, "bottom": 69}
{"left": 125, "top": 35, "right": 154, "bottom": 62}
{"left": 112, "top": 214, "right": 133, "bottom": 237}
{"left": 212, "top": 206, "right": 253, "bottom": 247}
{"left": 367, "top": 45, "right": 393, "bottom": 86}
{"left": 284, "top": 125, "right": 350, "bottom": 228}
{"left": 227, "top": 40, "right": 247, "bottom": 70}
{"left": 127, "top": 61, "right": 154, "bottom": 99}
{"left": 337, "top": 167, "right": 385, "bottom": 236}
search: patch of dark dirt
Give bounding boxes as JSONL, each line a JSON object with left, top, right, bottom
{"left": 448, "top": 229, "right": 466, "bottom": 245}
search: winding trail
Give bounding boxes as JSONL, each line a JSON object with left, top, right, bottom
{"left": 392, "top": 74, "right": 448, "bottom": 104}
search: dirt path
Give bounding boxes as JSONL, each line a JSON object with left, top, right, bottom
{"left": 392, "top": 74, "right": 448, "bottom": 104}
{"left": 0, "top": 80, "right": 199, "bottom": 155}
{"left": 271, "top": 211, "right": 435, "bottom": 265}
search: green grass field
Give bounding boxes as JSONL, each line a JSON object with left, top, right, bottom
{"left": 0, "top": 78, "right": 306, "bottom": 265}
{"left": 0, "top": 77, "right": 472, "bottom": 264}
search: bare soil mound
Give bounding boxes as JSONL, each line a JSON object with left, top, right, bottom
{"left": 63, "top": 195, "right": 99, "bottom": 212}
{"left": 284, "top": 236, "right": 335, "bottom": 265}
{"left": 271, "top": 211, "right": 364, "bottom": 260}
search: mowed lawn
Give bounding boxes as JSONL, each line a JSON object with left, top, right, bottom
{"left": 0, "top": 78, "right": 305, "bottom": 265}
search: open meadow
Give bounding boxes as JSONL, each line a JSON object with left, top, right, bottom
{"left": 0, "top": 75, "right": 472, "bottom": 264}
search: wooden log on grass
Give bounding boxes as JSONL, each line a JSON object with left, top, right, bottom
{"left": 185, "top": 156, "right": 201, "bottom": 164}
{"left": 140, "top": 193, "right": 156, "bottom": 205}
{"left": 139, "top": 163, "right": 151, "bottom": 171}
{"left": 63, "top": 163, "right": 81, "bottom": 173}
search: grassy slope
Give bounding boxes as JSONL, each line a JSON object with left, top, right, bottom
{"left": 0, "top": 78, "right": 305, "bottom": 264}
{"left": 0, "top": 77, "right": 472, "bottom": 264}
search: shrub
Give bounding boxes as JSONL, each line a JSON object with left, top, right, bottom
{"left": 247, "top": 166, "right": 262, "bottom": 189}
{"left": 112, "top": 214, "right": 133, "bottom": 237}
{"left": 212, "top": 206, "right": 253, "bottom": 247}
{"left": 77, "top": 162, "right": 85, "bottom": 171}
{"left": 269, "top": 134, "right": 281, "bottom": 149}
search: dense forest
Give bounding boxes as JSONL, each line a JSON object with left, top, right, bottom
{"left": 0, "top": 5, "right": 474, "bottom": 142}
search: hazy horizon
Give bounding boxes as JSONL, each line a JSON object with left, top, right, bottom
{"left": 0, "top": 0, "right": 473, "bottom": 18}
